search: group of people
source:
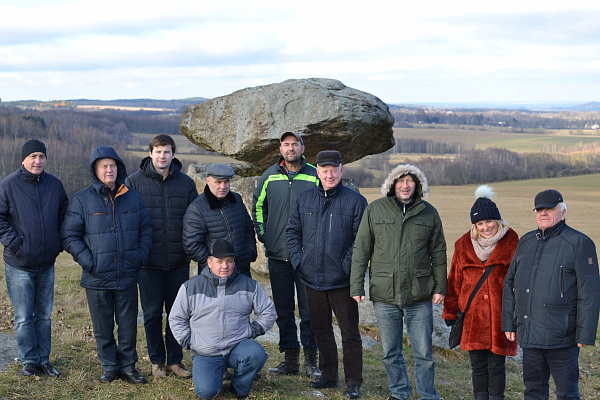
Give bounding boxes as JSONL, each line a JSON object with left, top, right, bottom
{"left": 0, "top": 132, "right": 598, "bottom": 400}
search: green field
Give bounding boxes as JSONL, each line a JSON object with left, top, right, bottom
{"left": 394, "top": 126, "right": 600, "bottom": 153}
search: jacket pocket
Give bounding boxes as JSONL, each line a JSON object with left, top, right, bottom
{"left": 411, "top": 270, "right": 434, "bottom": 302}
{"left": 369, "top": 270, "right": 394, "bottom": 302}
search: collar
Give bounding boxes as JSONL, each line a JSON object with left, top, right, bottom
{"left": 204, "top": 184, "right": 236, "bottom": 209}
{"left": 536, "top": 219, "right": 566, "bottom": 241}
{"left": 18, "top": 165, "right": 45, "bottom": 183}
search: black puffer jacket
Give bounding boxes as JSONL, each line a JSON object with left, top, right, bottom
{"left": 502, "top": 220, "right": 600, "bottom": 348}
{"left": 182, "top": 185, "right": 257, "bottom": 275}
{"left": 287, "top": 182, "right": 367, "bottom": 291}
{"left": 0, "top": 166, "right": 68, "bottom": 272}
{"left": 125, "top": 157, "right": 198, "bottom": 271}
{"left": 61, "top": 146, "right": 153, "bottom": 290}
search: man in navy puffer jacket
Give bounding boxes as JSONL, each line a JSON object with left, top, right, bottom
{"left": 61, "top": 146, "right": 152, "bottom": 384}
{"left": 287, "top": 150, "right": 367, "bottom": 399}
{"left": 0, "top": 139, "right": 68, "bottom": 378}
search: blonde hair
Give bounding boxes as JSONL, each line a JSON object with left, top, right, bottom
{"left": 471, "top": 219, "right": 508, "bottom": 240}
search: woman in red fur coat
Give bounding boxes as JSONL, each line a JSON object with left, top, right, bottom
{"left": 442, "top": 185, "right": 518, "bottom": 400}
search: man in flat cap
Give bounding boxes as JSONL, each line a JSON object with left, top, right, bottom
{"left": 252, "top": 131, "right": 320, "bottom": 379}
{"left": 125, "top": 134, "right": 198, "bottom": 379}
{"left": 502, "top": 189, "right": 600, "bottom": 399}
{"left": 170, "top": 239, "right": 276, "bottom": 400}
{"left": 0, "top": 139, "right": 68, "bottom": 377}
{"left": 287, "top": 150, "right": 367, "bottom": 399}
{"left": 183, "top": 163, "right": 257, "bottom": 277}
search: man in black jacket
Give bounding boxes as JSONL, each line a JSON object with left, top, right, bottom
{"left": 182, "top": 163, "right": 257, "bottom": 278}
{"left": 125, "top": 134, "right": 198, "bottom": 379}
{"left": 0, "top": 139, "right": 68, "bottom": 378}
{"left": 502, "top": 189, "right": 600, "bottom": 400}
{"left": 252, "top": 131, "right": 320, "bottom": 379}
{"left": 287, "top": 150, "right": 367, "bottom": 399}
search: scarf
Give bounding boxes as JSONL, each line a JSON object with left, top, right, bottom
{"left": 471, "top": 225, "right": 508, "bottom": 262}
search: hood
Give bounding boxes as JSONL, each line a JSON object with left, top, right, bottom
{"left": 89, "top": 146, "right": 128, "bottom": 188}
{"left": 380, "top": 163, "right": 429, "bottom": 200}
{"left": 139, "top": 156, "right": 182, "bottom": 179}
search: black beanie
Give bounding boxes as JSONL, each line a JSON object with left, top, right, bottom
{"left": 21, "top": 139, "right": 47, "bottom": 161}
{"left": 470, "top": 185, "right": 501, "bottom": 224}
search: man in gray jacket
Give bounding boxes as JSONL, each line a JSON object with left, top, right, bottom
{"left": 503, "top": 189, "right": 600, "bottom": 400}
{"left": 169, "top": 239, "right": 275, "bottom": 400}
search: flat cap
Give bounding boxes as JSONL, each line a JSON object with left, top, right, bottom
{"left": 206, "top": 163, "right": 234, "bottom": 179}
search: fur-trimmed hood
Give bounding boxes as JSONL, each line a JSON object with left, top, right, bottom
{"left": 380, "top": 163, "right": 429, "bottom": 200}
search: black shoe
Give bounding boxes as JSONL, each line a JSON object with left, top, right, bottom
{"left": 99, "top": 371, "right": 117, "bottom": 383}
{"left": 22, "top": 363, "right": 37, "bottom": 376}
{"left": 118, "top": 369, "right": 147, "bottom": 384}
{"left": 38, "top": 363, "right": 60, "bottom": 378}
{"left": 308, "top": 376, "right": 339, "bottom": 389}
{"left": 229, "top": 384, "right": 248, "bottom": 399}
{"left": 344, "top": 385, "right": 360, "bottom": 399}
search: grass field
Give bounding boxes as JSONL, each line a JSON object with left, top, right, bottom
{"left": 1, "top": 175, "right": 599, "bottom": 399}
{"left": 394, "top": 126, "right": 600, "bottom": 153}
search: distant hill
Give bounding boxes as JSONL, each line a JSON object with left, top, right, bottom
{"left": 568, "top": 102, "right": 600, "bottom": 111}
{"left": 0, "top": 97, "right": 209, "bottom": 111}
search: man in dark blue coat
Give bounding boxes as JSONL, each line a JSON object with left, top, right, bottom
{"left": 183, "top": 163, "right": 257, "bottom": 277}
{"left": 0, "top": 139, "right": 68, "bottom": 378}
{"left": 287, "top": 150, "right": 367, "bottom": 399}
{"left": 503, "top": 189, "right": 600, "bottom": 400}
{"left": 125, "top": 134, "right": 198, "bottom": 379}
{"left": 61, "top": 146, "right": 152, "bottom": 384}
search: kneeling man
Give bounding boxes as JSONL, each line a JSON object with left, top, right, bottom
{"left": 169, "top": 239, "right": 276, "bottom": 399}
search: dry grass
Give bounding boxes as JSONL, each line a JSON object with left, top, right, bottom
{"left": 0, "top": 175, "right": 599, "bottom": 399}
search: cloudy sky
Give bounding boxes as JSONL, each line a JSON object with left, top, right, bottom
{"left": 1, "top": 0, "right": 599, "bottom": 104}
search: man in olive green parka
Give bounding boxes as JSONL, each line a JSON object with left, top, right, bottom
{"left": 350, "top": 163, "right": 447, "bottom": 400}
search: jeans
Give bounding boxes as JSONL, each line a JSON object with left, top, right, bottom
{"left": 305, "top": 285, "right": 363, "bottom": 386}
{"left": 139, "top": 266, "right": 188, "bottom": 365}
{"left": 522, "top": 346, "right": 580, "bottom": 400}
{"left": 469, "top": 349, "right": 506, "bottom": 396}
{"left": 85, "top": 286, "right": 139, "bottom": 373}
{"left": 192, "top": 339, "right": 267, "bottom": 399}
{"left": 267, "top": 259, "right": 316, "bottom": 351}
{"left": 5, "top": 264, "right": 55, "bottom": 366}
{"left": 373, "top": 300, "right": 439, "bottom": 400}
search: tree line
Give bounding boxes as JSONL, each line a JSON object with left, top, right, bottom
{"left": 344, "top": 145, "right": 600, "bottom": 187}
{"left": 389, "top": 106, "right": 600, "bottom": 130}
{"left": 0, "top": 107, "right": 143, "bottom": 196}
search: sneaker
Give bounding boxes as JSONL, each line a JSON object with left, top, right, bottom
{"left": 22, "top": 363, "right": 37, "bottom": 376}
{"left": 166, "top": 363, "right": 192, "bottom": 378}
{"left": 151, "top": 363, "right": 167, "bottom": 378}
{"left": 229, "top": 383, "right": 249, "bottom": 399}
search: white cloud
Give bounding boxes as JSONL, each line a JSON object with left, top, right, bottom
{"left": 1, "top": 0, "right": 599, "bottom": 102}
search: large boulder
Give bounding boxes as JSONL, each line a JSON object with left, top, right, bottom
{"left": 180, "top": 78, "right": 395, "bottom": 175}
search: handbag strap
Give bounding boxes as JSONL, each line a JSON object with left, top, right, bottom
{"left": 463, "top": 264, "right": 496, "bottom": 313}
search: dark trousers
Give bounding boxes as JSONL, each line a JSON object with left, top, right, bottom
{"left": 469, "top": 350, "right": 506, "bottom": 396}
{"left": 267, "top": 258, "right": 316, "bottom": 351}
{"left": 304, "top": 285, "right": 363, "bottom": 386}
{"left": 522, "top": 346, "right": 580, "bottom": 400}
{"left": 85, "top": 286, "right": 139, "bottom": 373}
{"left": 139, "top": 266, "right": 189, "bottom": 365}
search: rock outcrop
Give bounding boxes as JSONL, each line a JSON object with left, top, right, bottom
{"left": 180, "top": 78, "right": 395, "bottom": 174}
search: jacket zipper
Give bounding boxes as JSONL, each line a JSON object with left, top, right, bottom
{"left": 559, "top": 265, "right": 564, "bottom": 298}
{"left": 220, "top": 206, "right": 234, "bottom": 245}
